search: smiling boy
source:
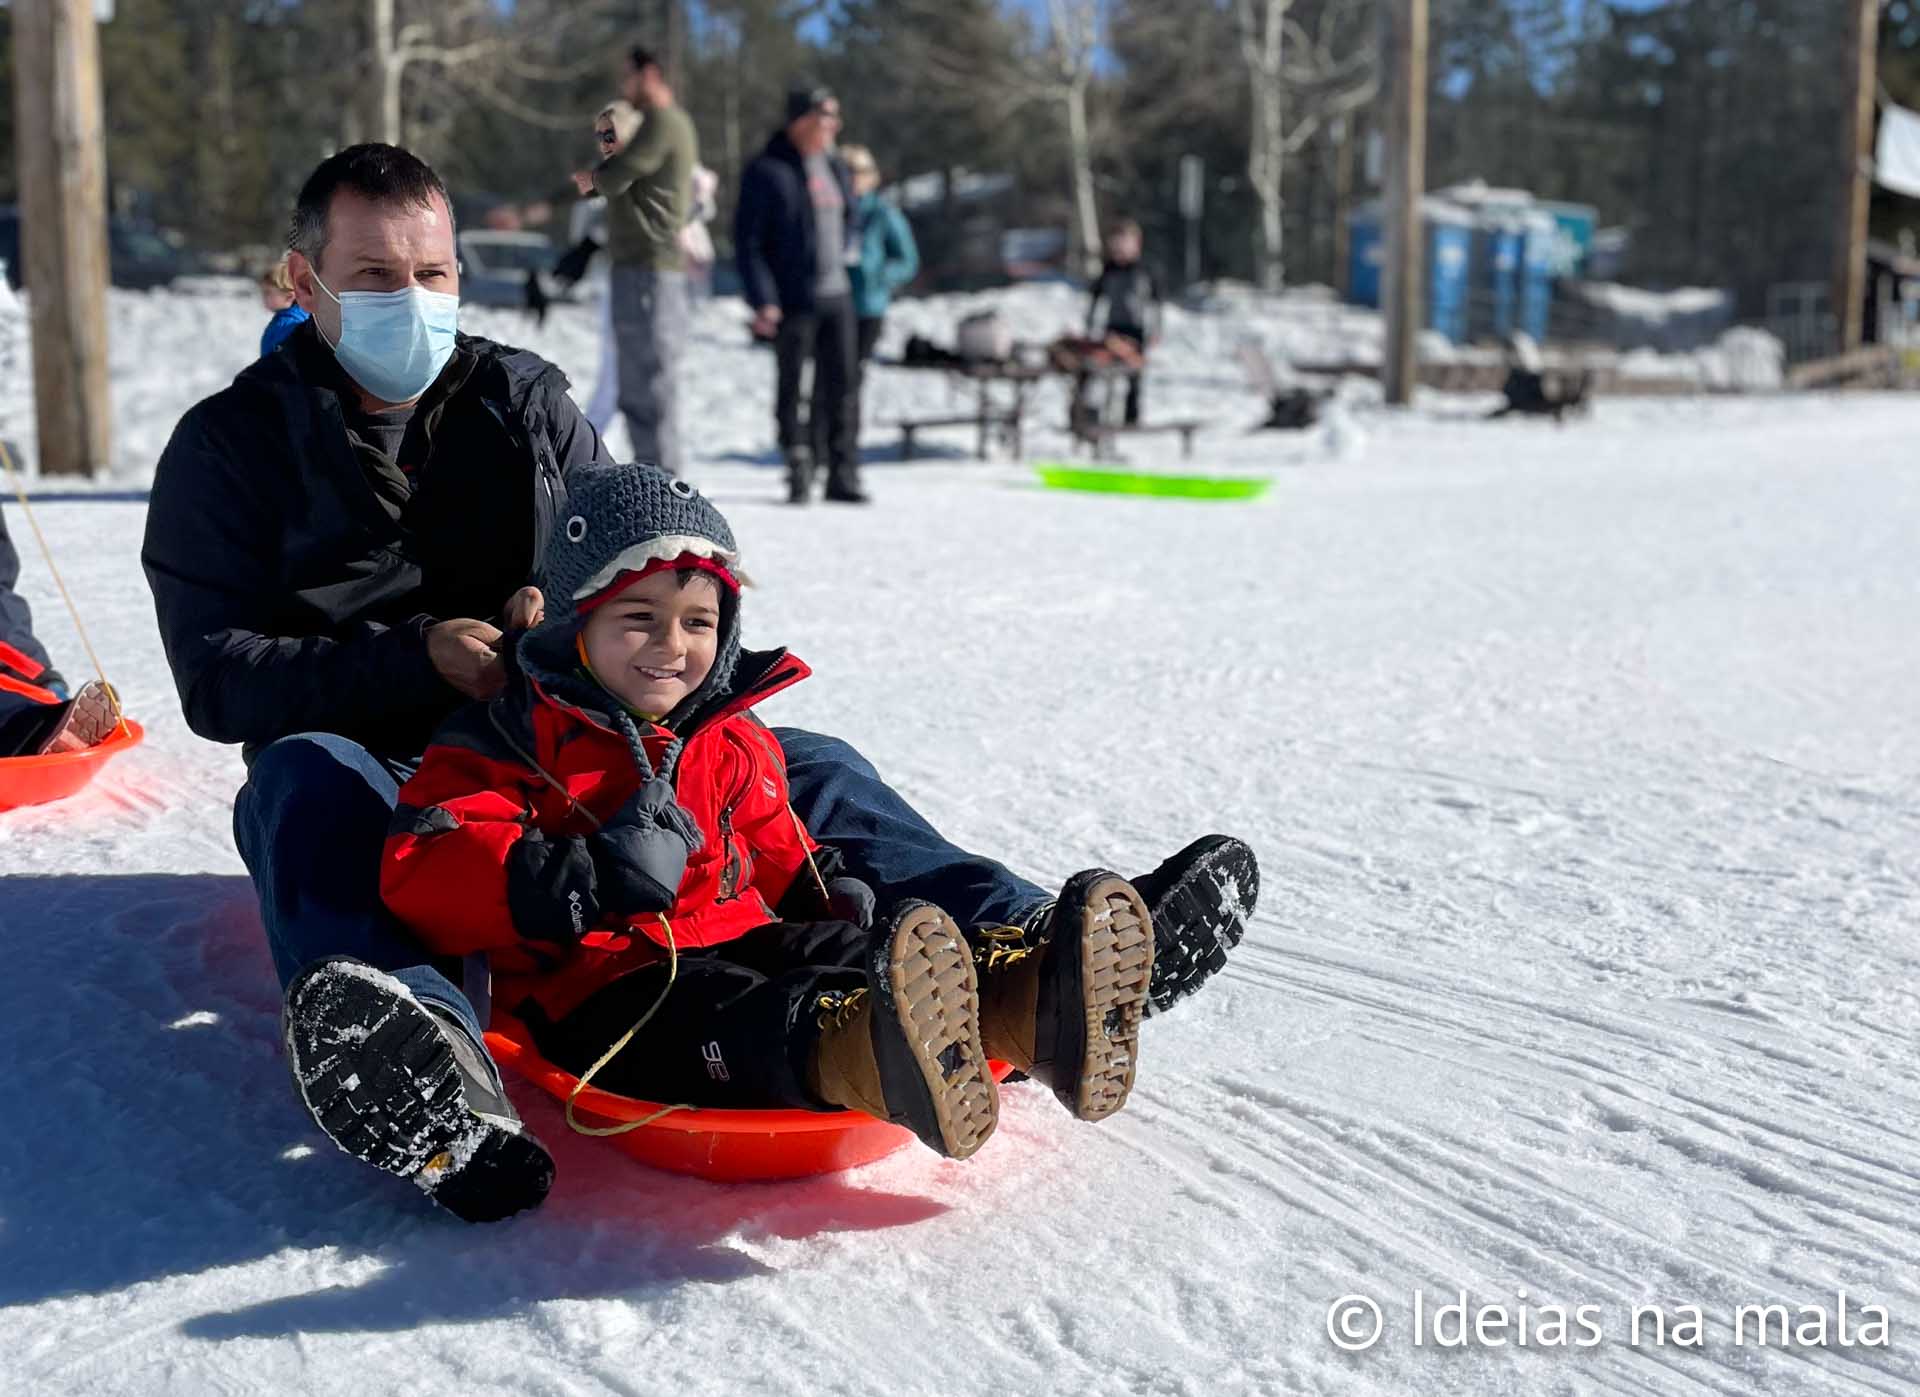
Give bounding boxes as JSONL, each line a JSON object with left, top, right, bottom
{"left": 344, "top": 463, "right": 1155, "bottom": 1209}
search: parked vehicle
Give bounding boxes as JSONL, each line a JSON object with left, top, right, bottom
{"left": 457, "top": 229, "right": 564, "bottom": 309}
{"left": 0, "top": 206, "right": 185, "bottom": 291}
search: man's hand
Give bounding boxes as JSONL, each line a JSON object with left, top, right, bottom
{"left": 427, "top": 618, "right": 508, "bottom": 701}
{"left": 571, "top": 170, "right": 596, "bottom": 197}
{"left": 499, "top": 585, "right": 545, "bottom": 633}
{"left": 751, "top": 305, "right": 783, "bottom": 338}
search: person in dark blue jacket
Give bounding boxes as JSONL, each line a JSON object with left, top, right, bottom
{"left": 733, "top": 84, "right": 864, "bottom": 505}
{"left": 258, "top": 257, "right": 311, "bottom": 358}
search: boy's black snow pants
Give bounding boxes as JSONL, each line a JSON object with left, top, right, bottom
{"left": 521, "top": 919, "right": 870, "bottom": 1110}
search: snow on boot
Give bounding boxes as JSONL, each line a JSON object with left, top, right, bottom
{"left": 807, "top": 901, "right": 998, "bottom": 1159}
{"left": 1128, "top": 835, "right": 1259, "bottom": 1016}
{"left": 282, "top": 957, "right": 554, "bottom": 1223}
{"left": 979, "top": 871, "right": 1154, "bottom": 1121}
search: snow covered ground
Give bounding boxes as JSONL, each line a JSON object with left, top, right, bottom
{"left": 1, "top": 283, "right": 1916, "bottom": 1395}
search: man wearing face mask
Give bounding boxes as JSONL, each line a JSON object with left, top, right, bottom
{"left": 142, "top": 143, "right": 1261, "bottom": 1225}
{"left": 143, "top": 145, "right": 602, "bottom": 1220}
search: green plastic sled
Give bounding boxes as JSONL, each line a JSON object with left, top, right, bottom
{"left": 1034, "top": 463, "right": 1273, "bottom": 501}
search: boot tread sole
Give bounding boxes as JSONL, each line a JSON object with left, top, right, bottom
{"left": 878, "top": 904, "right": 999, "bottom": 1159}
{"left": 1063, "top": 875, "right": 1155, "bottom": 1122}
{"left": 1143, "top": 837, "right": 1258, "bottom": 1015}
{"left": 284, "top": 964, "right": 553, "bottom": 1223}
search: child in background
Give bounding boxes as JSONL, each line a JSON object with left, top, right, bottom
{"left": 295, "top": 462, "right": 1154, "bottom": 1214}
{"left": 1085, "top": 217, "right": 1161, "bottom": 426}
{"left": 258, "top": 257, "right": 310, "bottom": 358}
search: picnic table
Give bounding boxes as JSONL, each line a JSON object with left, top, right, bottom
{"left": 880, "top": 351, "right": 1203, "bottom": 463}
{"left": 883, "top": 359, "right": 1052, "bottom": 461}
{"left": 1070, "top": 418, "right": 1204, "bottom": 462}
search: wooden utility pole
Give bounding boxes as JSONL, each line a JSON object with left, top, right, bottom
{"left": 9, "top": 0, "right": 112, "bottom": 476}
{"left": 1332, "top": 115, "right": 1355, "bottom": 298}
{"left": 1836, "top": 0, "right": 1878, "bottom": 354}
{"left": 1381, "top": 0, "right": 1427, "bottom": 407}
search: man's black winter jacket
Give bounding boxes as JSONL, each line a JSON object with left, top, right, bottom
{"left": 142, "top": 324, "right": 608, "bottom": 763}
{"left": 732, "top": 130, "right": 856, "bottom": 317}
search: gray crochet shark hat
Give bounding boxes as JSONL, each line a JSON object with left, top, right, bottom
{"left": 519, "top": 462, "right": 744, "bottom": 768}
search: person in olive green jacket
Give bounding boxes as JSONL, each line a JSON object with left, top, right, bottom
{"left": 572, "top": 47, "right": 698, "bottom": 477}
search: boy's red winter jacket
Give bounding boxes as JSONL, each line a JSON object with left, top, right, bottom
{"left": 381, "top": 647, "right": 814, "bottom": 1023}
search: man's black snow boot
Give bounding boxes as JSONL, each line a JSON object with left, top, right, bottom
{"left": 1127, "top": 835, "right": 1260, "bottom": 1016}
{"left": 979, "top": 871, "right": 1154, "bottom": 1120}
{"left": 283, "top": 957, "right": 554, "bottom": 1223}
{"left": 785, "top": 446, "right": 816, "bottom": 505}
{"left": 808, "top": 901, "right": 999, "bottom": 1159}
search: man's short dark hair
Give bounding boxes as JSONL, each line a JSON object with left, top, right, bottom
{"left": 629, "top": 46, "right": 660, "bottom": 73}
{"left": 286, "top": 143, "right": 454, "bottom": 268}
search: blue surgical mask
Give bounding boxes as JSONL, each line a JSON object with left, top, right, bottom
{"left": 312, "top": 272, "right": 459, "bottom": 403}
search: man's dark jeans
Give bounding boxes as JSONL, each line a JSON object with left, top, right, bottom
{"left": 775, "top": 293, "right": 858, "bottom": 473}
{"left": 233, "top": 727, "right": 1046, "bottom": 1045}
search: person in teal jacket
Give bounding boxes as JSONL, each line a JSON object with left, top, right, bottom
{"left": 842, "top": 145, "right": 919, "bottom": 367}
{"left": 841, "top": 145, "right": 918, "bottom": 458}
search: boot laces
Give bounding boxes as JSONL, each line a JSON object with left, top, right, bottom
{"left": 975, "top": 924, "right": 1036, "bottom": 974}
{"left": 814, "top": 987, "right": 869, "bottom": 1032}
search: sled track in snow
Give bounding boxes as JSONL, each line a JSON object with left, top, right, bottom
{"left": 1104, "top": 912, "right": 1920, "bottom": 1393}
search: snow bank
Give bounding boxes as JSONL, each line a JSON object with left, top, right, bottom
{"left": 0, "top": 278, "right": 1794, "bottom": 482}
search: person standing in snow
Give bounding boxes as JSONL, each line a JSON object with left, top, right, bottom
{"left": 373, "top": 463, "right": 1152, "bottom": 1167}
{"left": 839, "top": 143, "right": 918, "bottom": 443}
{"left": 733, "top": 84, "right": 865, "bottom": 506}
{"left": 678, "top": 163, "right": 720, "bottom": 298}
{"left": 1085, "top": 217, "right": 1161, "bottom": 427}
{"left": 143, "top": 143, "right": 1257, "bottom": 1224}
{"left": 574, "top": 101, "right": 643, "bottom": 438}
{"left": 570, "top": 47, "right": 697, "bottom": 478}
{"left": 257, "top": 257, "right": 310, "bottom": 359}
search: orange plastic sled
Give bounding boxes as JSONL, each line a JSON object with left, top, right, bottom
{"left": 0, "top": 718, "right": 144, "bottom": 811}
{"left": 486, "top": 1009, "right": 1011, "bottom": 1183}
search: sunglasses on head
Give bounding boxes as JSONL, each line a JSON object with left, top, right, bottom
{"left": 596, "top": 129, "right": 618, "bottom": 144}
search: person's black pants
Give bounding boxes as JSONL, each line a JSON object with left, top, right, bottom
{"left": 522, "top": 919, "right": 870, "bottom": 1110}
{"left": 853, "top": 314, "right": 885, "bottom": 447}
{"left": 776, "top": 294, "right": 859, "bottom": 475}
{"left": 1109, "top": 326, "right": 1145, "bottom": 425}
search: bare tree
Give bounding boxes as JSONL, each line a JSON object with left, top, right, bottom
{"left": 841, "top": 0, "right": 1103, "bottom": 275}
{"left": 1236, "top": 0, "right": 1376, "bottom": 289}
{"left": 1041, "top": 0, "right": 1106, "bottom": 276}
{"left": 362, "top": 0, "right": 624, "bottom": 151}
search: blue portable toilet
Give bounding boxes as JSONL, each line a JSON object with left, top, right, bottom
{"left": 1536, "top": 201, "right": 1598, "bottom": 279}
{"left": 1517, "top": 211, "right": 1557, "bottom": 341}
{"left": 1467, "top": 217, "right": 1522, "bottom": 341}
{"left": 1347, "top": 200, "right": 1474, "bottom": 344}
{"left": 1348, "top": 213, "right": 1384, "bottom": 307}
{"left": 1426, "top": 207, "right": 1473, "bottom": 344}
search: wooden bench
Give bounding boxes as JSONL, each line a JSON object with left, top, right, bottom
{"left": 1073, "top": 419, "right": 1204, "bottom": 462}
{"left": 893, "top": 409, "right": 1022, "bottom": 462}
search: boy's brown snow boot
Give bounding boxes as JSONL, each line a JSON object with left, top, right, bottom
{"left": 807, "top": 901, "right": 999, "bottom": 1159}
{"left": 975, "top": 871, "right": 1154, "bottom": 1122}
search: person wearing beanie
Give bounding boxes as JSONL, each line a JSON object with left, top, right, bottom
{"left": 151, "top": 142, "right": 1262, "bottom": 1230}
{"left": 733, "top": 81, "right": 867, "bottom": 504}
{"left": 360, "top": 462, "right": 1157, "bottom": 1202}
